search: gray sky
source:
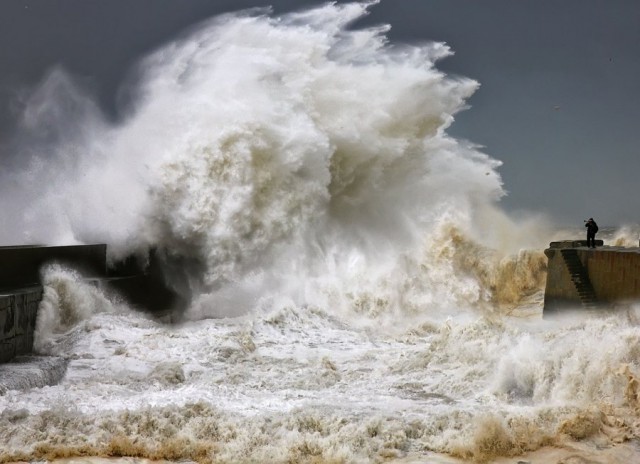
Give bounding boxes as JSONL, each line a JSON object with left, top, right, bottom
{"left": 0, "top": 0, "right": 638, "bottom": 226}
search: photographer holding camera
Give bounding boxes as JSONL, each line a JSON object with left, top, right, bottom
{"left": 585, "top": 218, "right": 599, "bottom": 248}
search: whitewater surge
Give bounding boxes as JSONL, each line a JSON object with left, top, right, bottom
{"left": 3, "top": 271, "right": 640, "bottom": 463}
{"left": 2, "top": 2, "right": 640, "bottom": 463}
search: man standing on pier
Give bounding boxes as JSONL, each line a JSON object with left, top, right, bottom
{"left": 585, "top": 218, "right": 599, "bottom": 248}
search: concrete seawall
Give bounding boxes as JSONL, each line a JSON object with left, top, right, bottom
{"left": 0, "top": 287, "right": 42, "bottom": 363}
{"left": 0, "top": 244, "right": 107, "bottom": 289}
{"left": 0, "top": 244, "right": 109, "bottom": 363}
{"left": 0, "top": 244, "right": 179, "bottom": 363}
{"left": 544, "top": 240, "right": 640, "bottom": 314}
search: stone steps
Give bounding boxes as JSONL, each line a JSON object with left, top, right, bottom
{"left": 561, "top": 249, "right": 599, "bottom": 308}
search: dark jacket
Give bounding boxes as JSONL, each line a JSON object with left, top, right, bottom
{"left": 585, "top": 220, "right": 598, "bottom": 235}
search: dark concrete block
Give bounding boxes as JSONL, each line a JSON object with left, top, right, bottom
{"left": 0, "top": 244, "right": 107, "bottom": 290}
{"left": 549, "top": 240, "right": 604, "bottom": 249}
{"left": 0, "top": 244, "right": 177, "bottom": 364}
{"left": 0, "top": 341, "right": 15, "bottom": 364}
{"left": 0, "top": 288, "right": 44, "bottom": 363}
{"left": 0, "top": 295, "right": 15, "bottom": 338}
{"left": 0, "top": 295, "right": 16, "bottom": 363}
{"left": 12, "top": 288, "right": 41, "bottom": 356}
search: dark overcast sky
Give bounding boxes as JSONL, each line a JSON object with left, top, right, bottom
{"left": 1, "top": 0, "right": 639, "bottom": 226}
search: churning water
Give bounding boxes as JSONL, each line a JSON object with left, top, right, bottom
{"left": 2, "top": 2, "right": 640, "bottom": 463}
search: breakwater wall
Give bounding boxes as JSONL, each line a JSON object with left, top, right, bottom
{"left": 0, "top": 245, "right": 108, "bottom": 363}
{"left": 0, "top": 244, "right": 178, "bottom": 363}
{"left": 544, "top": 240, "right": 640, "bottom": 314}
{"left": 0, "top": 287, "right": 42, "bottom": 363}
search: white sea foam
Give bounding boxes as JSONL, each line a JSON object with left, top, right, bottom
{"left": 3, "top": 295, "right": 640, "bottom": 463}
{"left": 1, "top": 2, "right": 638, "bottom": 463}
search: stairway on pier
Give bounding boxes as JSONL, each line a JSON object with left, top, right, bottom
{"left": 560, "top": 248, "right": 598, "bottom": 309}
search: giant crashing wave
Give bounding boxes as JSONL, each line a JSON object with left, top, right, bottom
{"left": 0, "top": 1, "right": 550, "bottom": 322}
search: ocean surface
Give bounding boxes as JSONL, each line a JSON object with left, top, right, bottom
{"left": 2, "top": 3, "right": 640, "bottom": 463}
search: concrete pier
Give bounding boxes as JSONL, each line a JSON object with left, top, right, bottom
{"left": 0, "top": 244, "right": 107, "bottom": 290}
{"left": 0, "top": 287, "right": 42, "bottom": 363}
{"left": 543, "top": 240, "right": 640, "bottom": 314}
{"left": 0, "top": 244, "right": 178, "bottom": 363}
{"left": 0, "top": 244, "right": 108, "bottom": 363}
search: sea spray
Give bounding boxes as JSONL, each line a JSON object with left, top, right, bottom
{"left": 6, "top": 4, "right": 636, "bottom": 464}
{"left": 34, "top": 264, "right": 129, "bottom": 355}
{"left": 0, "top": 1, "right": 548, "bottom": 319}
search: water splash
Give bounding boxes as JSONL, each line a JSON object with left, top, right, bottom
{"left": 1, "top": 2, "right": 550, "bottom": 319}
{"left": 34, "top": 265, "right": 129, "bottom": 355}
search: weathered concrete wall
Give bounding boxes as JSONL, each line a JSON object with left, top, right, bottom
{"left": 544, "top": 246, "right": 579, "bottom": 311}
{"left": 0, "top": 244, "right": 181, "bottom": 363}
{"left": 580, "top": 247, "right": 640, "bottom": 302}
{"left": 0, "top": 244, "right": 107, "bottom": 290}
{"left": 0, "top": 287, "right": 43, "bottom": 363}
{"left": 544, "top": 240, "right": 640, "bottom": 313}
{"left": 0, "top": 294, "right": 13, "bottom": 362}
{"left": 0, "top": 244, "right": 106, "bottom": 363}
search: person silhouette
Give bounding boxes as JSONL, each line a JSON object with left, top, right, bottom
{"left": 585, "top": 218, "right": 599, "bottom": 248}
